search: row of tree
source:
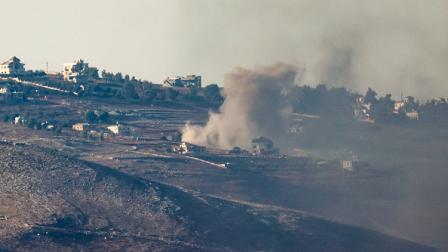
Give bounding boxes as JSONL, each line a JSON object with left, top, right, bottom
{"left": 292, "top": 84, "right": 448, "bottom": 124}
{"left": 85, "top": 111, "right": 110, "bottom": 124}
{"left": 1, "top": 113, "right": 62, "bottom": 133}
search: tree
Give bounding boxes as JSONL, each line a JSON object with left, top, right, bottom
{"left": 114, "top": 72, "right": 124, "bottom": 83}
{"left": 144, "top": 89, "right": 157, "bottom": 102}
{"left": 85, "top": 111, "right": 98, "bottom": 124}
{"left": 3, "top": 115, "right": 10, "bottom": 123}
{"left": 166, "top": 88, "right": 180, "bottom": 101}
{"left": 98, "top": 112, "right": 110, "bottom": 123}
{"left": 364, "top": 88, "right": 377, "bottom": 104}
{"left": 87, "top": 67, "right": 99, "bottom": 79}
{"left": 404, "top": 96, "right": 418, "bottom": 111}
{"left": 371, "top": 94, "right": 394, "bottom": 122}
{"left": 122, "top": 83, "right": 139, "bottom": 99}
{"left": 27, "top": 118, "right": 38, "bottom": 129}
{"left": 156, "top": 90, "right": 166, "bottom": 101}
{"left": 203, "top": 84, "right": 223, "bottom": 104}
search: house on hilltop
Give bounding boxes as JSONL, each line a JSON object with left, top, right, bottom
{"left": 0, "top": 57, "right": 25, "bottom": 76}
{"left": 163, "top": 75, "right": 202, "bottom": 88}
{"left": 394, "top": 96, "right": 420, "bottom": 120}
{"left": 252, "top": 137, "right": 279, "bottom": 156}
{"left": 63, "top": 59, "right": 98, "bottom": 83}
{"left": 107, "top": 123, "right": 130, "bottom": 135}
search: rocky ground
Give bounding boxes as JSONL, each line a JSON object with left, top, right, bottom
{"left": 0, "top": 143, "right": 436, "bottom": 251}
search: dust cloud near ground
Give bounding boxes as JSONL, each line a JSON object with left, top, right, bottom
{"left": 182, "top": 63, "right": 298, "bottom": 149}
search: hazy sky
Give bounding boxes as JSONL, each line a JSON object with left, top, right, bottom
{"left": 2, "top": 0, "right": 447, "bottom": 98}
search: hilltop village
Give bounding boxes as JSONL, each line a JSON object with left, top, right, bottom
{"left": 1, "top": 55, "right": 448, "bottom": 250}
{"left": 1, "top": 55, "right": 448, "bottom": 169}
{"left": 0, "top": 56, "right": 226, "bottom": 150}
{"left": 1, "top": 55, "right": 447, "bottom": 159}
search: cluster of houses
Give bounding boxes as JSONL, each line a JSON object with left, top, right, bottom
{"left": 353, "top": 97, "right": 374, "bottom": 122}
{"left": 1, "top": 56, "right": 203, "bottom": 89}
{"left": 9, "top": 115, "right": 56, "bottom": 131}
{"left": 0, "top": 55, "right": 99, "bottom": 82}
{"left": 71, "top": 122, "right": 132, "bottom": 140}
{"left": 354, "top": 95, "right": 420, "bottom": 122}
{"left": 61, "top": 59, "right": 203, "bottom": 88}
{"left": 172, "top": 136, "right": 279, "bottom": 157}
{"left": 393, "top": 97, "right": 420, "bottom": 120}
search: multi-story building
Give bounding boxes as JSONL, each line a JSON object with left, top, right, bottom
{"left": 63, "top": 59, "right": 98, "bottom": 83}
{"left": 163, "top": 75, "right": 202, "bottom": 88}
{"left": 0, "top": 57, "right": 25, "bottom": 75}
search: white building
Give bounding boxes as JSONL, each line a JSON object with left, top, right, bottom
{"left": 63, "top": 59, "right": 97, "bottom": 83}
{"left": 342, "top": 160, "right": 354, "bottom": 171}
{"left": 107, "top": 123, "right": 130, "bottom": 135}
{"left": 354, "top": 97, "right": 374, "bottom": 123}
{"left": 13, "top": 116, "right": 26, "bottom": 125}
{"left": 72, "top": 123, "right": 91, "bottom": 132}
{"left": 0, "top": 57, "right": 25, "bottom": 75}
{"left": 393, "top": 101, "right": 405, "bottom": 114}
{"left": 0, "top": 87, "right": 9, "bottom": 94}
{"left": 393, "top": 96, "right": 419, "bottom": 120}
{"left": 173, "top": 142, "right": 206, "bottom": 155}
{"left": 163, "top": 75, "right": 202, "bottom": 88}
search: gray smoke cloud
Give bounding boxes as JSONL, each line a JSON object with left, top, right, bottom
{"left": 3, "top": 1, "right": 447, "bottom": 98}
{"left": 182, "top": 63, "right": 298, "bottom": 149}
{"left": 297, "top": 0, "right": 448, "bottom": 98}
{"left": 175, "top": 0, "right": 448, "bottom": 99}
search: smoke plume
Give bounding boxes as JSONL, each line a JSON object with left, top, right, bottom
{"left": 174, "top": 0, "right": 448, "bottom": 99}
{"left": 182, "top": 63, "right": 297, "bottom": 149}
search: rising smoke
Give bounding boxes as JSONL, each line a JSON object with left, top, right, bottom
{"left": 176, "top": 0, "right": 448, "bottom": 98}
{"left": 182, "top": 63, "right": 298, "bottom": 149}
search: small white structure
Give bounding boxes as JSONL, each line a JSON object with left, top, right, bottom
{"left": 393, "top": 101, "right": 405, "bottom": 114}
{"left": 107, "top": 123, "right": 130, "bottom": 135}
{"left": 72, "top": 123, "right": 91, "bottom": 132}
{"left": 0, "top": 87, "right": 9, "bottom": 94}
{"left": 0, "top": 57, "right": 25, "bottom": 75}
{"left": 163, "top": 75, "right": 202, "bottom": 88}
{"left": 173, "top": 142, "right": 206, "bottom": 155}
{"left": 13, "top": 116, "right": 23, "bottom": 125}
{"left": 405, "top": 111, "right": 419, "bottom": 120}
{"left": 342, "top": 160, "right": 353, "bottom": 172}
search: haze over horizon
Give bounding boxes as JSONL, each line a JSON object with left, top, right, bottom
{"left": 2, "top": 0, "right": 447, "bottom": 98}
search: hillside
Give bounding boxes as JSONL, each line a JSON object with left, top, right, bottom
{"left": 0, "top": 142, "right": 435, "bottom": 252}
